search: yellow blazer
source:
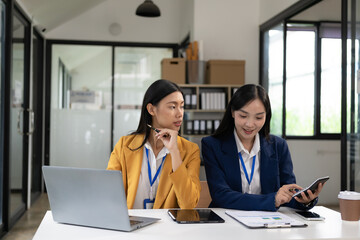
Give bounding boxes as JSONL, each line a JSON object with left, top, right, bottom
{"left": 107, "top": 134, "right": 201, "bottom": 209}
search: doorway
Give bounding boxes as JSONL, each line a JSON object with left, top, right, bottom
{"left": 8, "top": 8, "right": 30, "bottom": 228}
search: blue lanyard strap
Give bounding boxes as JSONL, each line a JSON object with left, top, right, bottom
{"left": 146, "top": 148, "right": 167, "bottom": 187}
{"left": 238, "top": 153, "right": 256, "bottom": 185}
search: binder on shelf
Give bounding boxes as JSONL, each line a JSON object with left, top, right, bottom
{"left": 191, "top": 94, "right": 197, "bottom": 109}
{"left": 201, "top": 92, "right": 206, "bottom": 110}
{"left": 206, "top": 120, "right": 213, "bottom": 134}
{"left": 221, "top": 92, "right": 226, "bottom": 109}
{"left": 210, "top": 93, "right": 215, "bottom": 110}
{"left": 193, "top": 120, "right": 200, "bottom": 135}
{"left": 214, "top": 120, "right": 221, "bottom": 131}
{"left": 185, "top": 120, "right": 193, "bottom": 135}
{"left": 214, "top": 92, "right": 219, "bottom": 110}
{"left": 185, "top": 94, "right": 191, "bottom": 109}
{"left": 206, "top": 93, "right": 211, "bottom": 110}
{"left": 200, "top": 120, "right": 206, "bottom": 135}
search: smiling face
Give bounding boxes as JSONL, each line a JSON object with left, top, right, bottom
{"left": 232, "top": 98, "right": 266, "bottom": 144}
{"left": 147, "top": 91, "right": 184, "bottom": 131}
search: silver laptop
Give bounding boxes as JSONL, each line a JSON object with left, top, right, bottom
{"left": 42, "top": 166, "right": 160, "bottom": 232}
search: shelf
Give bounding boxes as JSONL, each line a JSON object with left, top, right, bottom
{"left": 183, "top": 109, "right": 225, "bottom": 113}
{"left": 180, "top": 84, "right": 242, "bottom": 111}
{"left": 179, "top": 84, "right": 242, "bottom": 138}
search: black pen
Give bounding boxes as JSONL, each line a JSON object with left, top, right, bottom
{"left": 147, "top": 124, "right": 170, "bottom": 138}
{"left": 147, "top": 124, "right": 160, "bottom": 133}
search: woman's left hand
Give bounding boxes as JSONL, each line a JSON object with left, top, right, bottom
{"left": 294, "top": 182, "right": 325, "bottom": 204}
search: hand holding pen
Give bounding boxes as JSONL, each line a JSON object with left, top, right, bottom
{"left": 147, "top": 124, "right": 178, "bottom": 151}
{"left": 147, "top": 124, "right": 169, "bottom": 138}
{"left": 147, "top": 124, "right": 182, "bottom": 171}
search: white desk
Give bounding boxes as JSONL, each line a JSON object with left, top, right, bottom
{"left": 33, "top": 206, "right": 359, "bottom": 240}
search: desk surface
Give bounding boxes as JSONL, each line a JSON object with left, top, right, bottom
{"left": 33, "top": 206, "right": 359, "bottom": 240}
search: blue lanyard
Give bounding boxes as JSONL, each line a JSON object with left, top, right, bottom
{"left": 146, "top": 148, "right": 166, "bottom": 187}
{"left": 238, "top": 153, "right": 256, "bottom": 185}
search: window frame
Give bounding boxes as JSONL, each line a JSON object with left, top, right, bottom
{"left": 261, "top": 18, "right": 341, "bottom": 140}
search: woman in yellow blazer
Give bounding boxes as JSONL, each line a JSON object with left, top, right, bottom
{"left": 107, "top": 79, "right": 201, "bottom": 209}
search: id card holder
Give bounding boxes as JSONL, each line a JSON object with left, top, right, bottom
{"left": 144, "top": 198, "right": 154, "bottom": 209}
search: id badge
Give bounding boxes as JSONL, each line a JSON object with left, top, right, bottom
{"left": 143, "top": 198, "right": 154, "bottom": 209}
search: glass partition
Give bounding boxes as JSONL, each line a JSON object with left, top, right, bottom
{"left": 50, "top": 45, "right": 112, "bottom": 169}
{"left": 113, "top": 47, "right": 172, "bottom": 144}
{"left": 9, "top": 12, "right": 27, "bottom": 222}
{"left": 50, "top": 45, "right": 173, "bottom": 168}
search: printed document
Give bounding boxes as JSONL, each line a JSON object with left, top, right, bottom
{"left": 226, "top": 210, "right": 307, "bottom": 228}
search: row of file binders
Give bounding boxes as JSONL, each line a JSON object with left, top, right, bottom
{"left": 200, "top": 92, "right": 226, "bottom": 110}
{"left": 184, "top": 94, "right": 197, "bottom": 109}
{"left": 184, "top": 92, "right": 227, "bottom": 110}
{"left": 184, "top": 119, "right": 221, "bottom": 135}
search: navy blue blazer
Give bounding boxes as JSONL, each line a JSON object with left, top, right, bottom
{"left": 202, "top": 133, "right": 315, "bottom": 211}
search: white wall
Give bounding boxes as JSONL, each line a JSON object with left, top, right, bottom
{"left": 44, "top": 0, "right": 300, "bottom": 86}
{"left": 45, "top": 0, "right": 185, "bottom": 43}
{"left": 259, "top": 0, "right": 299, "bottom": 24}
{"left": 288, "top": 140, "right": 341, "bottom": 205}
{"left": 179, "top": 0, "right": 194, "bottom": 42}
{"left": 46, "top": 0, "right": 262, "bottom": 85}
{"left": 291, "top": 0, "right": 340, "bottom": 22}
{"left": 193, "top": 0, "right": 260, "bottom": 85}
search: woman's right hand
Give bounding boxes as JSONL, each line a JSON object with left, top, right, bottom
{"left": 275, "top": 184, "right": 302, "bottom": 208}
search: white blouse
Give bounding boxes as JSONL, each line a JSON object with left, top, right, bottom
{"left": 233, "top": 129, "right": 261, "bottom": 194}
{"left": 133, "top": 142, "right": 169, "bottom": 209}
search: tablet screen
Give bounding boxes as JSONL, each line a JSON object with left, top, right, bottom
{"left": 168, "top": 209, "right": 225, "bottom": 224}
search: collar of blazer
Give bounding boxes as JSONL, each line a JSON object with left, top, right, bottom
{"left": 123, "top": 134, "right": 183, "bottom": 209}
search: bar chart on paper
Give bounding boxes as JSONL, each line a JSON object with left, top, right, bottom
{"left": 225, "top": 210, "right": 307, "bottom": 228}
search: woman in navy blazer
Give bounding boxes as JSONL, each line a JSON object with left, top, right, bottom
{"left": 202, "top": 84, "right": 324, "bottom": 211}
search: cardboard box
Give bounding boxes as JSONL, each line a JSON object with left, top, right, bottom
{"left": 161, "top": 58, "right": 186, "bottom": 84}
{"left": 206, "top": 60, "right": 245, "bottom": 85}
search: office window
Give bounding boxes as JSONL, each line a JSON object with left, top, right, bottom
{"left": 263, "top": 22, "right": 348, "bottom": 138}
{"left": 286, "top": 29, "right": 315, "bottom": 136}
{"left": 321, "top": 38, "right": 342, "bottom": 134}
{"left": 266, "top": 24, "right": 283, "bottom": 136}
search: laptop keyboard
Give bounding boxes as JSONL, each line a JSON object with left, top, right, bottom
{"left": 130, "top": 219, "right": 144, "bottom": 226}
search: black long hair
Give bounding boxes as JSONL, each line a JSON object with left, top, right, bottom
{"left": 130, "top": 79, "right": 183, "bottom": 150}
{"left": 213, "top": 84, "right": 272, "bottom": 140}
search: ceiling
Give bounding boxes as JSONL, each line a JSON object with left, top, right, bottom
{"left": 16, "top": 0, "right": 108, "bottom": 32}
